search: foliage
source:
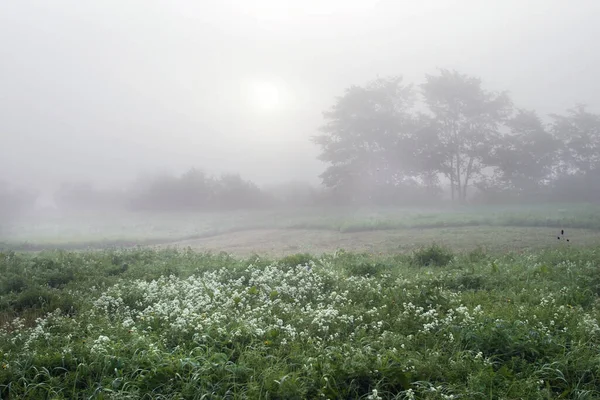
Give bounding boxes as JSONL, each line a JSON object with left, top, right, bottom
{"left": 421, "top": 69, "right": 512, "bottom": 203}
{"left": 467, "top": 245, "right": 488, "bottom": 263}
{"left": 551, "top": 105, "right": 600, "bottom": 175}
{"left": 479, "top": 109, "right": 558, "bottom": 199}
{"left": 312, "top": 76, "right": 439, "bottom": 205}
{"left": 315, "top": 70, "right": 600, "bottom": 205}
{"left": 278, "top": 253, "right": 313, "bottom": 269}
{"left": 127, "top": 169, "right": 273, "bottom": 211}
{"left": 49, "top": 173, "right": 329, "bottom": 214}
{"left": 412, "top": 243, "right": 455, "bottom": 266}
{"left": 3, "top": 246, "right": 600, "bottom": 398}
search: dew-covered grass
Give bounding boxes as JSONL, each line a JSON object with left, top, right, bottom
{"left": 2, "top": 245, "right": 600, "bottom": 399}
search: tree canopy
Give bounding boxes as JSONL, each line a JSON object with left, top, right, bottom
{"left": 315, "top": 70, "right": 600, "bottom": 204}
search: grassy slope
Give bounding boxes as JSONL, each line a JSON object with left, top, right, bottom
{"left": 2, "top": 246, "right": 600, "bottom": 398}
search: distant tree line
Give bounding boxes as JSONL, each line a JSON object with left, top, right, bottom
{"left": 47, "top": 171, "right": 324, "bottom": 213}
{"left": 4, "top": 69, "right": 600, "bottom": 217}
{"left": 314, "top": 69, "right": 600, "bottom": 204}
{"left": 127, "top": 169, "right": 271, "bottom": 211}
{"left": 46, "top": 172, "right": 438, "bottom": 213}
{"left": 0, "top": 181, "right": 37, "bottom": 224}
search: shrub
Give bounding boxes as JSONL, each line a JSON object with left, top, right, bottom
{"left": 9, "top": 288, "right": 76, "bottom": 315}
{"left": 0, "top": 275, "right": 27, "bottom": 295}
{"left": 446, "top": 273, "right": 487, "bottom": 291}
{"left": 45, "top": 269, "right": 75, "bottom": 288}
{"left": 468, "top": 245, "right": 488, "bottom": 262}
{"left": 346, "top": 261, "right": 387, "bottom": 277}
{"left": 279, "top": 253, "right": 313, "bottom": 269}
{"left": 412, "top": 243, "right": 454, "bottom": 267}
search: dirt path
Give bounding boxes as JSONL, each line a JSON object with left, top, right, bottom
{"left": 159, "top": 226, "right": 599, "bottom": 257}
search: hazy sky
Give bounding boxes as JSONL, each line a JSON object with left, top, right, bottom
{"left": 2, "top": 0, "right": 600, "bottom": 190}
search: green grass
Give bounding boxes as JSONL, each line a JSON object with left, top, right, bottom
{"left": 3, "top": 203, "right": 600, "bottom": 250}
{"left": 2, "top": 245, "right": 600, "bottom": 398}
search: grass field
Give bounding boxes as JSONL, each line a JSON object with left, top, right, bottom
{"left": 163, "top": 226, "right": 598, "bottom": 257}
{"left": 2, "top": 246, "right": 600, "bottom": 399}
{"left": 1, "top": 203, "right": 600, "bottom": 251}
{"left": 2, "top": 204, "right": 600, "bottom": 398}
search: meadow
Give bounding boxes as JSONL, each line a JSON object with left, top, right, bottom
{"left": 1, "top": 204, "right": 600, "bottom": 399}
{"left": 2, "top": 203, "right": 600, "bottom": 251}
{"left": 2, "top": 245, "right": 600, "bottom": 399}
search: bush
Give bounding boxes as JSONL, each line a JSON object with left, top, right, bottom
{"left": 45, "top": 269, "right": 75, "bottom": 288}
{"left": 412, "top": 243, "right": 454, "bottom": 267}
{"left": 0, "top": 275, "right": 27, "bottom": 295}
{"left": 8, "top": 288, "right": 76, "bottom": 315}
{"left": 468, "top": 246, "right": 488, "bottom": 263}
{"left": 446, "top": 273, "right": 487, "bottom": 291}
{"left": 279, "top": 253, "right": 313, "bottom": 269}
{"left": 346, "top": 261, "right": 387, "bottom": 277}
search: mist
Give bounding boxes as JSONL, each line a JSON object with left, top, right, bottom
{"left": 2, "top": 0, "right": 599, "bottom": 195}
{"left": 6, "top": 3, "right": 600, "bottom": 395}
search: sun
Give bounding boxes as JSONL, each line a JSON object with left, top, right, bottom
{"left": 247, "top": 81, "right": 281, "bottom": 112}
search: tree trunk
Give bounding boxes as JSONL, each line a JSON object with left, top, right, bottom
{"left": 449, "top": 158, "right": 455, "bottom": 202}
{"left": 462, "top": 156, "right": 475, "bottom": 202}
{"left": 453, "top": 121, "right": 462, "bottom": 204}
{"left": 455, "top": 153, "right": 462, "bottom": 203}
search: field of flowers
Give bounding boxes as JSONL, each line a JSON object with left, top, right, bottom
{"left": 1, "top": 245, "right": 600, "bottom": 399}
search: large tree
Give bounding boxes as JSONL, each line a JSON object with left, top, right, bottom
{"left": 548, "top": 105, "right": 600, "bottom": 202}
{"left": 313, "top": 76, "right": 428, "bottom": 203}
{"left": 483, "top": 109, "right": 558, "bottom": 196}
{"left": 550, "top": 105, "right": 600, "bottom": 176}
{"left": 421, "top": 70, "right": 512, "bottom": 202}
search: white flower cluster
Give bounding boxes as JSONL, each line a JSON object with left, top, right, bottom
{"left": 579, "top": 313, "right": 600, "bottom": 336}
{"left": 91, "top": 263, "right": 364, "bottom": 344}
{"left": 22, "top": 309, "right": 66, "bottom": 351}
{"left": 90, "top": 335, "right": 111, "bottom": 354}
{"left": 401, "top": 301, "right": 483, "bottom": 335}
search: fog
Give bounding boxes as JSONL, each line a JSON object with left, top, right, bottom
{"left": 4, "top": 4, "right": 600, "bottom": 393}
{"left": 2, "top": 0, "right": 599, "bottom": 195}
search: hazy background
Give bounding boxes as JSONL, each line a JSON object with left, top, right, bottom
{"left": 2, "top": 0, "right": 600, "bottom": 194}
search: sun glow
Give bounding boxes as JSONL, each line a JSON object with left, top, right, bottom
{"left": 247, "top": 81, "right": 282, "bottom": 112}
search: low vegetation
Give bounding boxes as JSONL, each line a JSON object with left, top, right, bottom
{"left": 2, "top": 245, "right": 600, "bottom": 398}
{"left": 2, "top": 203, "right": 600, "bottom": 250}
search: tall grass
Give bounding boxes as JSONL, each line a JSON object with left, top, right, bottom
{"left": 2, "top": 246, "right": 600, "bottom": 398}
